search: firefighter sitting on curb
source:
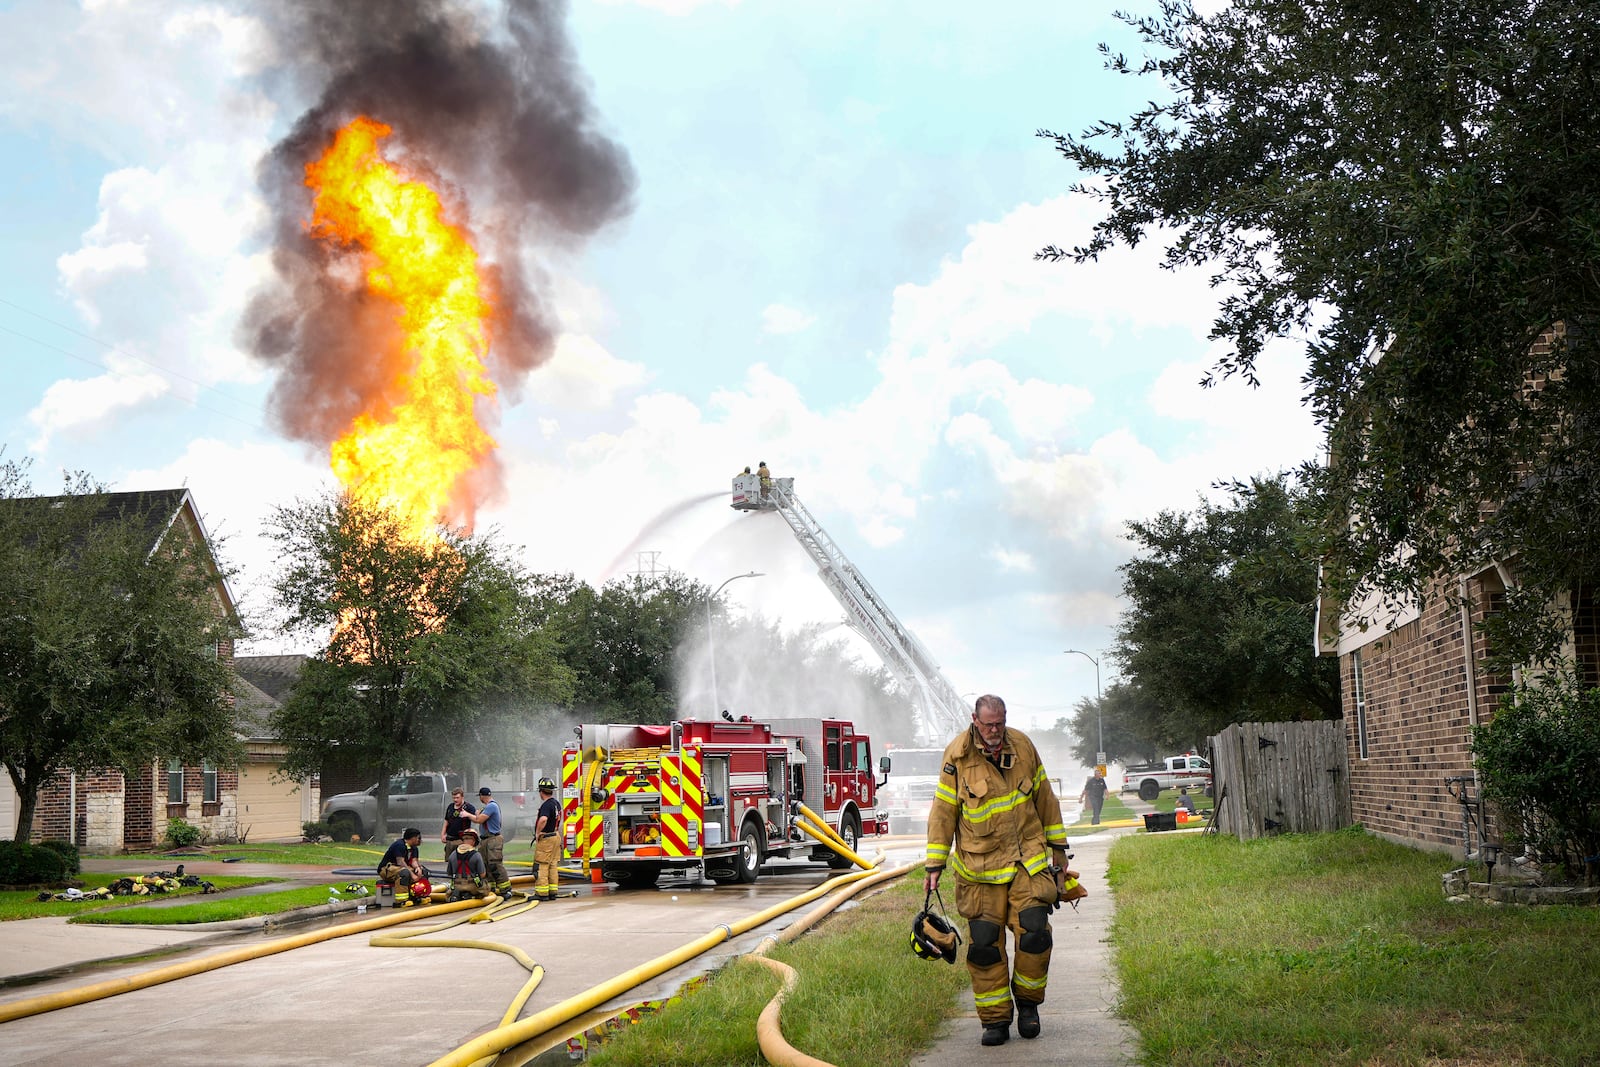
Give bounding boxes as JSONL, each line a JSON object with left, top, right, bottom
{"left": 532, "top": 777, "right": 563, "bottom": 900}
{"left": 378, "top": 827, "right": 426, "bottom": 907}
{"left": 446, "top": 826, "right": 491, "bottom": 901}
{"left": 925, "top": 693, "right": 1072, "bottom": 1048}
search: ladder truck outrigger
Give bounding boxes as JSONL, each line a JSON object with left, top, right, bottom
{"left": 732, "top": 470, "right": 972, "bottom": 833}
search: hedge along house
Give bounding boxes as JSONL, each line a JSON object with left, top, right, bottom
{"left": 17, "top": 489, "right": 250, "bottom": 851}
{"left": 1314, "top": 330, "right": 1600, "bottom": 858}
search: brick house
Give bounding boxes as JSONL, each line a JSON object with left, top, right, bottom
{"left": 1315, "top": 339, "right": 1600, "bottom": 857}
{"left": 5, "top": 489, "right": 304, "bottom": 849}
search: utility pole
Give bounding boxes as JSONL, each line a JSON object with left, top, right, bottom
{"left": 707, "top": 571, "right": 762, "bottom": 716}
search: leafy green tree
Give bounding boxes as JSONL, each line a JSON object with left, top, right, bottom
{"left": 528, "top": 571, "right": 707, "bottom": 723}
{"left": 265, "top": 492, "right": 572, "bottom": 831}
{"left": 1042, "top": 0, "right": 1600, "bottom": 661}
{"left": 0, "top": 459, "right": 243, "bottom": 839}
{"left": 1113, "top": 474, "right": 1340, "bottom": 742}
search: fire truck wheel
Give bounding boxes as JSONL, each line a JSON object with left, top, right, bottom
{"left": 735, "top": 822, "right": 763, "bottom": 884}
{"left": 826, "top": 812, "right": 860, "bottom": 869}
{"left": 1138, "top": 779, "right": 1161, "bottom": 803}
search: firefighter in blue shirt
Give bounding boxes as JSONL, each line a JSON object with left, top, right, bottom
{"left": 466, "top": 787, "right": 513, "bottom": 899}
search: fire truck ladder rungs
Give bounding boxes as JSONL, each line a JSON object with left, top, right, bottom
{"left": 767, "top": 480, "right": 970, "bottom": 744}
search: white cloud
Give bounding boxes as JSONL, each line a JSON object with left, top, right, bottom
{"left": 27, "top": 369, "right": 169, "bottom": 451}
{"left": 534, "top": 333, "right": 650, "bottom": 410}
{"left": 760, "top": 303, "right": 816, "bottom": 335}
{"left": 592, "top": 0, "right": 745, "bottom": 14}
{"left": 989, "top": 546, "right": 1035, "bottom": 573}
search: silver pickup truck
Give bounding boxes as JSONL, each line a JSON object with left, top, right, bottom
{"left": 320, "top": 772, "right": 535, "bottom": 840}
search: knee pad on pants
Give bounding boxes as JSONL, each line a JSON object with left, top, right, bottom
{"left": 967, "top": 919, "right": 1004, "bottom": 967}
{"left": 1018, "top": 906, "right": 1053, "bottom": 954}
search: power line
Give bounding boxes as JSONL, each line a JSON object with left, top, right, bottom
{"left": 0, "top": 308, "right": 271, "bottom": 436}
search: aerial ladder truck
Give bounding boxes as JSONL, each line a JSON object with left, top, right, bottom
{"left": 732, "top": 470, "right": 969, "bottom": 832}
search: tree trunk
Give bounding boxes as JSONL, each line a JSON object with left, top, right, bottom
{"left": 5, "top": 762, "right": 41, "bottom": 843}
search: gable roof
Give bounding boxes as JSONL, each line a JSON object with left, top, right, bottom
{"left": 233, "top": 654, "right": 309, "bottom": 704}
{"left": 18, "top": 487, "right": 241, "bottom": 628}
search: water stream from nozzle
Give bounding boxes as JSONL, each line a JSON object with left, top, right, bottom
{"left": 599, "top": 490, "right": 727, "bottom": 582}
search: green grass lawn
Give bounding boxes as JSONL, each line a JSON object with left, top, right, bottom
{"left": 67, "top": 883, "right": 347, "bottom": 925}
{"left": 1110, "top": 825, "right": 1600, "bottom": 1065}
{"left": 0, "top": 874, "right": 273, "bottom": 922}
{"left": 97, "top": 838, "right": 539, "bottom": 869}
{"left": 584, "top": 875, "right": 969, "bottom": 1067}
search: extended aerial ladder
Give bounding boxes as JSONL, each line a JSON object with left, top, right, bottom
{"left": 731, "top": 472, "right": 970, "bottom": 745}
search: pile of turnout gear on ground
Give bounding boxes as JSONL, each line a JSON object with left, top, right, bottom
{"left": 37, "top": 863, "right": 217, "bottom": 902}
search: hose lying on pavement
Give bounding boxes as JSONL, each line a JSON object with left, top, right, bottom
{"left": 0, "top": 898, "right": 482, "bottom": 1025}
{"left": 427, "top": 861, "right": 895, "bottom": 1067}
{"left": 369, "top": 894, "right": 546, "bottom": 1038}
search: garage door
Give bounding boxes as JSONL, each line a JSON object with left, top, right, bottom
{"left": 0, "top": 777, "right": 14, "bottom": 840}
{"left": 237, "top": 763, "right": 303, "bottom": 842}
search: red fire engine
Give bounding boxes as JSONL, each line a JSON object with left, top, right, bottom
{"left": 562, "top": 716, "right": 887, "bottom": 887}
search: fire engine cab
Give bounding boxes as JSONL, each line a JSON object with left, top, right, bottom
{"left": 562, "top": 716, "right": 888, "bottom": 888}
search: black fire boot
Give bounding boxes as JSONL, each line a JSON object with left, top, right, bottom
{"left": 1017, "top": 1000, "right": 1041, "bottom": 1039}
{"left": 980, "top": 1023, "right": 1010, "bottom": 1047}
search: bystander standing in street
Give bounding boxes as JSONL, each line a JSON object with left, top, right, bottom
{"left": 1079, "top": 770, "right": 1108, "bottom": 826}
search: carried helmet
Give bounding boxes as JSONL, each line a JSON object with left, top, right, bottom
{"left": 537, "top": 776, "right": 557, "bottom": 792}
{"left": 911, "top": 908, "right": 961, "bottom": 964}
{"left": 412, "top": 876, "right": 432, "bottom": 899}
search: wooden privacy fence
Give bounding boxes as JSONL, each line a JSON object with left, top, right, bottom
{"left": 1209, "top": 720, "right": 1350, "bottom": 841}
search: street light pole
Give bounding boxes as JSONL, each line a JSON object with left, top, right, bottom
{"left": 1063, "top": 649, "right": 1103, "bottom": 771}
{"left": 707, "top": 571, "right": 763, "bottom": 716}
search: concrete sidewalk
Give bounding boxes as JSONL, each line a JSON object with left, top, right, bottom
{"left": 909, "top": 824, "right": 1141, "bottom": 1067}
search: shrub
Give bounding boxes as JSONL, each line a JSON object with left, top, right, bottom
{"left": 36, "top": 839, "right": 81, "bottom": 874}
{"left": 0, "top": 840, "right": 70, "bottom": 887}
{"left": 301, "top": 821, "right": 332, "bottom": 841}
{"left": 1474, "top": 677, "right": 1600, "bottom": 883}
{"left": 166, "top": 818, "right": 203, "bottom": 848}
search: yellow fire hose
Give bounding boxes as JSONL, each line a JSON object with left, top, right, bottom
{"left": 0, "top": 897, "right": 482, "bottom": 1025}
{"left": 369, "top": 895, "right": 546, "bottom": 1048}
{"left": 793, "top": 805, "right": 879, "bottom": 871}
{"left": 747, "top": 861, "right": 917, "bottom": 1067}
{"left": 427, "top": 863, "right": 890, "bottom": 1067}
{"left": 576, "top": 747, "right": 608, "bottom": 880}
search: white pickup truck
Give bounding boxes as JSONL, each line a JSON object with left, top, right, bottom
{"left": 320, "top": 772, "right": 535, "bottom": 840}
{"left": 1120, "top": 754, "right": 1212, "bottom": 802}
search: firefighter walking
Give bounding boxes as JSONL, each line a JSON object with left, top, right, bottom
{"left": 532, "top": 777, "right": 562, "bottom": 900}
{"left": 925, "top": 694, "right": 1070, "bottom": 1047}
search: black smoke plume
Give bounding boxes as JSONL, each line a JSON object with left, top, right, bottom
{"left": 239, "top": 0, "right": 634, "bottom": 509}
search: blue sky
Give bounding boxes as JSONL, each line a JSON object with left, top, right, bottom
{"left": 0, "top": 0, "right": 1320, "bottom": 740}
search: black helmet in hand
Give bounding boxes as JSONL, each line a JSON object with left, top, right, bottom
{"left": 911, "top": 908, "right": 961, "bottom": 964}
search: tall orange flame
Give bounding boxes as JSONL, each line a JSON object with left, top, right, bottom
{"left": 305, "top": 115, "right": 496, "bottom": 540}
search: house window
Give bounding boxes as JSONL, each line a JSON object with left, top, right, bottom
{"left": 167, "top": 760, "right": 185, "bottom": 803}
{"left": 1352, "top": 650, "right": 1369, "bottom": 760}
{"left": 203, "top": 762, "right": 219, "bottom": 803}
